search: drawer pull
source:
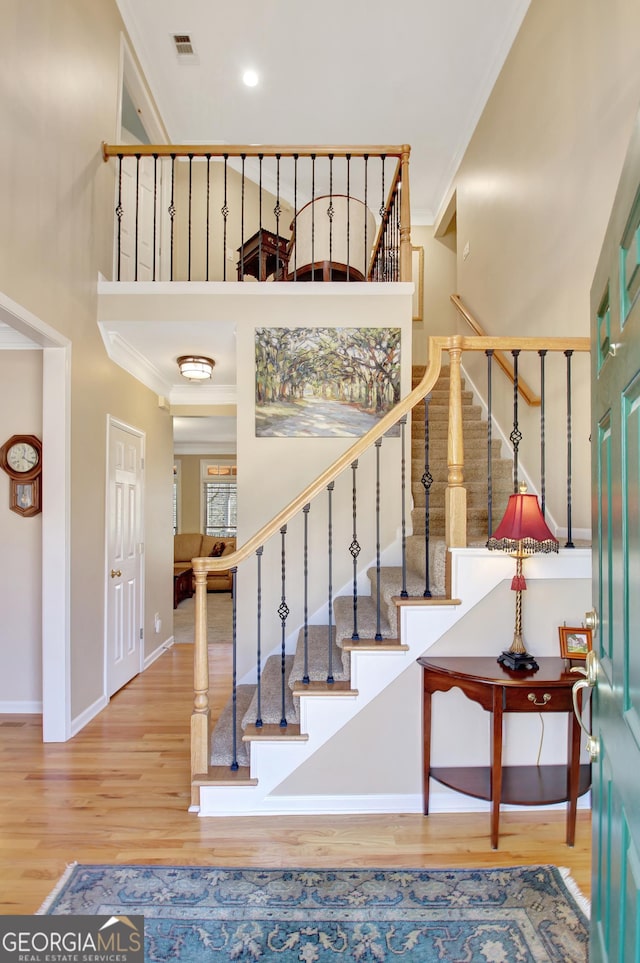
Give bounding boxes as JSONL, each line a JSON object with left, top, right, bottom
{"left": 527, "top": 692, "right": 551, "bottom": 707}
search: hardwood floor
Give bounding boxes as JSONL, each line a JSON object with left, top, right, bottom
{"left": 0, "top": 643, "right": 591, "bottom": 914}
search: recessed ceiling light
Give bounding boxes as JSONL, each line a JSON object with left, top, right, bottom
{"left": 242, "top": 69, "right": 259, "bottom": 87}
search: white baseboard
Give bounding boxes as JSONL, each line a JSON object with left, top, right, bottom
{"left": 71, "top": 694, "right": 108, "bottom": 737}
{"left": 144, "top": 636, "right": 174, "bottom": 669}
{"left": 0, "top": 700, "right": 42, "bottom": 713}
{"left": 198, "top": 786, "right": 592, "bottom": 818}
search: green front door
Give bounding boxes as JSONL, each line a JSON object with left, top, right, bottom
{"left": 589, "top": 110, "right": 640, "bottom": 963}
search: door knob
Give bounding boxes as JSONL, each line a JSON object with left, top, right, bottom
{"left": 584, "top": 609, "right": 599, "bottom": 635}
{"left": 110, "top": 569, "right": 122, "bottom": 578}
{"left": 570, "top": 650, "right": 600, "bottom": 761}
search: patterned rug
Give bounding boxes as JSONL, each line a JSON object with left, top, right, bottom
{"left": 39, "top": 864, "right": 589, "bottom": 962}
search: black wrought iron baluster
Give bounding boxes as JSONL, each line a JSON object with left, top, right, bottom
{"left": 255, "top": 547, "right": 263, "bottom": 727}
{"left": 422, "top": 394, "right": 433, "bottom": 598}
{"left": 169, "top": 154, "right": 176, "bottom": 281}
{"left": 230, "top": 566, "right": 239, "bottom": 770}
{"left": 364, "top": 156, "right": 369, "bottom": 278}
{"left": 152, "top": 154, "right": 158, "bottom": 281}
{"left": 539, "top": 350, "right": 547, "bottom": 516}
{"left": 240, "top": 154, "right": 246, "bottom": 278}
{"left": 510, "top": 350, "right": 522, "bottom": 490}
{"left": 311, "top": 154, "right": 316, "bottom": 278}
{"left": 134, "top": 154, "right": 140, "bottom": 281}
{"left": 380, "top": 156, "right": 386, "bottom": 280}
{"left": 115, "top": 155, "right": 124, "bottom": 281}
{"left": 274, "top": 154, "right": 282, "bottom": 277}
{"left": 278, "top": 526, "right": 289, "bottom": 726}
{"left": 258, "top": 154, "right": 263, "bottom": 278}
{"left": 327, "top": 482, "right": 335, "bottom": 683}
{"left": 350, "top": 460, "right": 360, "bottom": 640}
{"left": 292, "top": 154, "right": 298, "bottom": 280}
{"left": 565, "top": 350, "right": 575, "bottom": 548}
{"left": 302, "top": 505, "right": 310, "bottom": 684}
{"left": 400, "top": 416, "right": 408, "bottom": 597}
{"left": 205, "top": 154, "right": 211, "bottom": 281}
{"left": 187, "top": 154, "right": 193, "bottom": 281}
{"left": 486, "top": 350, "right": 494, "bottom": 541}
{"left": 346, "top": 155, "right": 351, "bottom": 281}
{"left": 395, "top": 193, "right": 401, "bottom": 280}
{"left": 222, "top": 155, "right": 229, "bottom": 281}
{"left": 375, "top": 439, "right": 383, "bottom": 640}
{"left": 328, "top": 154, "right": 334, "bottom": 281}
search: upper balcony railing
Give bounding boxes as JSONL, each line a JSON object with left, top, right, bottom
{"left": 101, "top": 144, "right": 412, "bottom": 286}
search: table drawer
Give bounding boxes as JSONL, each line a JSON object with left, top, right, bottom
{"left": 504, "top": 686, "right": 573, "bottom": 712}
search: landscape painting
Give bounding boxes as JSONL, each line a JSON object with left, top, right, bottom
{"left": 255, "top": 327, "right": 401, "bottom": 437}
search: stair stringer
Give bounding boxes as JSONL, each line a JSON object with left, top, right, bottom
{"left": 196, "top": 546, "right": 591, "bottom": 817}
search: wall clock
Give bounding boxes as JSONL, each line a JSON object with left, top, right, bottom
{"left": 0, "top": 434, "right": 43, "bottom": 516}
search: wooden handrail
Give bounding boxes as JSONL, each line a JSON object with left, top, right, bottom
{"left": 102, "top": 143, "right": 410, "bottom": 162}
{"left": 451, "top": 294, "right": 543, "bottom": 407}
{"left": 194, "top": 333, "right": 589, "bottom": 578}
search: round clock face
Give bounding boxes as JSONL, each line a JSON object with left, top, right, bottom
{"left": 7, "top": 441, "right": 40, "bottom": 474}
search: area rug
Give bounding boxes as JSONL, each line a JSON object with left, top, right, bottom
{"left": 39, "top": 864, "right": 589, "bottom": 962}
{"left": 173, "top": 593, "right": 232, "bottom": 644}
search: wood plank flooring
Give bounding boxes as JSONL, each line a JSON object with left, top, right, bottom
{"left": 0, "top": 643, "right": 591, "bottom": 914}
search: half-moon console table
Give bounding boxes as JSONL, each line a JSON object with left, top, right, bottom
{"left": 417, "top": 656, "right": 591, "bottom": 849}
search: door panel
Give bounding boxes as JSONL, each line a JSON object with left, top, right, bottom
{"left": 106, "top": 422, "right": 144, "bottom": 696}
{"left": 590, "top": 111, "right": 640, "bottom": 963}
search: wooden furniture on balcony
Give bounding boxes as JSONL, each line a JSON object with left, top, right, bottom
{"left": 237, "top": 229, "right": 289, "bottom": 281}
{"left": 418, "top": 655, "right": 591, "bottom": 849}
{"left": 286, "top": 195, "right": 376, "bottom": 281}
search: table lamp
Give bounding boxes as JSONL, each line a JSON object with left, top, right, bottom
{"left": 487, "top": 483, "right": 558, "bottom": 671}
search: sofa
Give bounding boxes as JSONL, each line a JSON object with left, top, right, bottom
{"left": 174, "top": 533, "right": 236, "bottom": 593}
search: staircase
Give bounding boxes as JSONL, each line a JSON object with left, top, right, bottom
{"left": 409, "top": 364, "right": 513, "bottom": 546}
{"left": 202, "top": 365, "right": 514, "bottom": 807}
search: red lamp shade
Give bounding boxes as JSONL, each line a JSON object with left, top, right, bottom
{"left": 487, "top": 489, "right": 558, "bottom": 556}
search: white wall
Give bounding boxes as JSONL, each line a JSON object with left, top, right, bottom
{"left": 0, "top": 351, "right": 43, "bottom": 710}
{"left": 448, "top": 0, "right": 640, "bottom": 534}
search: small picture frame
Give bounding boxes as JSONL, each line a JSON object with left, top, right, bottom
{"left": 559, "top": 626, "right": 592, "bottom": 660}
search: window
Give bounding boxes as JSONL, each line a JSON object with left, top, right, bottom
{"left": 202, "top": 462, "right": 237, "bottom": 536}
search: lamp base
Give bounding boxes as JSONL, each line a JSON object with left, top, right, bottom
{"left": 497, "top": 650, "right": 539, "bottom": 672}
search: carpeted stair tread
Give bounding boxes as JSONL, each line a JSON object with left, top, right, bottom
{"left": 333, "top": 594, "right": 394, "bottom": 645}
{"left": 209, "top": 684, "right": 254, "bottom": 768}
{"left": 288, "top": 624, "right": 350, "bottom": 689}
{"left": 242, "top": 654, "right": 297, "bottom": 728}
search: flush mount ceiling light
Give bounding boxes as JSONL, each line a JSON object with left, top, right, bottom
{"left": 242, "top": 68, "right": 259, "bottom": 87}
{"left": 177, "top": 355, "right": 215, "bottom": 381}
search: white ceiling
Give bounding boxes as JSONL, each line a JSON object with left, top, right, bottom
{"left": 115, "top": 0, "right": 531, "bottom": 224}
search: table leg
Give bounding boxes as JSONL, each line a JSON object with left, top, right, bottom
{"left": 566, "top": 688, "right": 582, "bottom": 846}
{"left": 423, "top": 688, "right": 432, "bottom": 814}
{"left": 489, "top": 691, "right": 503, "bottom": 849}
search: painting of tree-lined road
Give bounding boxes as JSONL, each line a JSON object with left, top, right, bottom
{"left": 255, "top": 326, "right": 401, "bottom": 437}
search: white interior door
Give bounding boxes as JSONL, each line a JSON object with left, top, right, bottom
{"left": 106, "top": 418, "right": 144, "bottom": 696}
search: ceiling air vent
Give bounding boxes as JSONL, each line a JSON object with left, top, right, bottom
{"left": 172, "top": 34, "right": 198, "bottom": 61}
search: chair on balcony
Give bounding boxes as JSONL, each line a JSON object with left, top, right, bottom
{"left": 286, "top": 195, "right": 376, "bottom": 281}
